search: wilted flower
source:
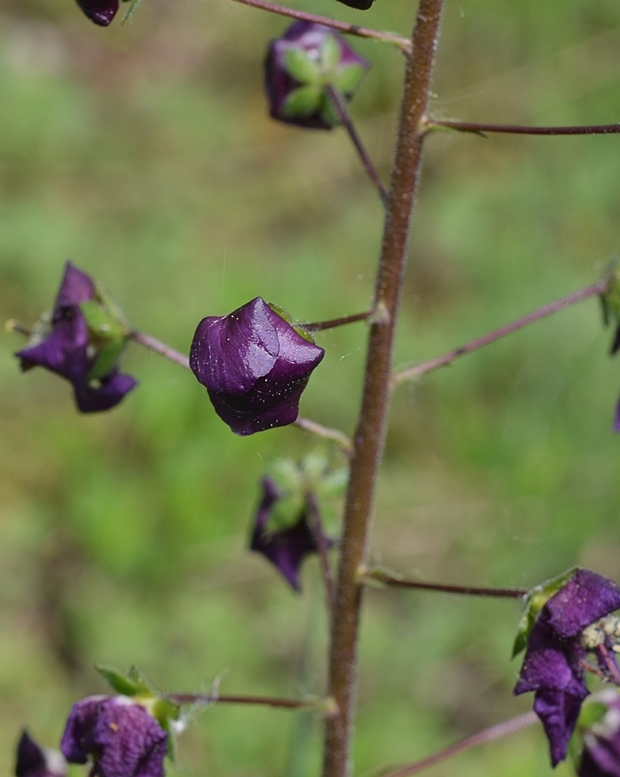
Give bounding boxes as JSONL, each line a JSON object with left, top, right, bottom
{"left": 190, "top": 297, "right": 324, "bottom": 435}
{"left": 578, "top": 691, "right": 620, "bottom": 777}
{"left": 514, "top": 569, "right": 620, "bottom": 767}
{"left": 15, "top": 262, "right": 136, "bottom": 413}
{"left": 61, "top": 695, "right": 168, "bottom": 777}
{"left": 250, "top": 476, "right": 325, "bottom": 591}
{"left": 265, "top": 21, "right": 369, "bottom": 129}
{"left": 75, "top": 0, "right": 119, "bottom": 26}
{"left": 15, "top": 731, "right": 66, "bottom": 777}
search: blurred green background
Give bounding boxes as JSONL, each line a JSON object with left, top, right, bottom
{"left": 2, "top": 0, "right": 620, "bottom": 774}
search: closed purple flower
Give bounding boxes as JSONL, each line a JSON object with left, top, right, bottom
{"left": 250, "top": 477, "right": 322, "bottom": 591}
{"left": 15, "top": 262, "right": 136, "bottom": 413}
{"left": 60, "top": 696, "right": 168, "bottom": 777}
{"left": 190, "top": 297, "right": 324, "bottom": 436}
{"left": 15, "top": 731, "right": 66, "bottom": 777}
{"left": 75, "top": 0, "right": 119, "bottom": 26}
{"left": 578, "top": 691, "right": 620, "bottom": 777}
{"left": 515, "top": 569, "right": 620, "bottom": 767}
{"left": 265, "top": 22, "right": 369, "bottom": 130}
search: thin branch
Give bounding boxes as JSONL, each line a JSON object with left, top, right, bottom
{"left": 363, "top": 568, "right": 527, "bottom": 598}
{"left": 301, "top": 310, "right": 372, "bottom": 333}
{"left": 5, "top": 319, "right": 32, "bottom": 337}
{"left": 228, "top": 0, "right": 412, "bottom": 54}
{"left": 377, "top": 711, "right": 538, "bottom": 777}
{"left": 427, "top": 119, "right": 620, "bottom": 137}
{"left": 129, "top": 331, "right": 190, "bottom": 371}
{"left": 294, "top": 417, "right": 353, "bottom": 456}
{"left": 392, "top": 279, "right": 607, "bottom": 387}
{"left": 306, "top": 492, "right": 336, "bottom": 613}
{"left": 325, "top": 86, "right": 389, "bottom": 208}
{"left": 166, "top": 692, "right": 319, "bottom": 710}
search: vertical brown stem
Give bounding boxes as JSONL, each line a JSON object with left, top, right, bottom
{"left": 321, "top": 3, "right": 444, "bottom": 777}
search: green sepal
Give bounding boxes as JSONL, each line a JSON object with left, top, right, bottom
{"left": 316, "top": 467, "right": 348, "bottom": 498}
{"left": 283, "top": 49, "right": 321, "bottom": 85}
{"left": 332, "top": 64, "right": 365, "bottom": 95}
{"left": 281, "top": 85, "right": 323, "bottom": 119}
{"left": 319, "top": 94, "right": 340, "bottom": 129}
{"left": 267, "top": 302, "right": 293, "bottom": 325}
{"left": 151, "top": 697, "right": 181, "bottom": 762}
{"left": 512, "top": 567, "right": 578, "bottom": 658}
{"left": 96, "top": 664, "right": 153, "bottom": 697}
{"left": 88, "top": 339, "right": 127, "bottom": 382}
{"left": 292, "top": 324, "right": 317, "bottom": 344}
{"left": 319, "top": 35, "right": 341, "bottom": 73}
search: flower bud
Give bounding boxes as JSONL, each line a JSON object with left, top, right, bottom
{"left": 15, "top": 731, "right": 66, "bottom": 777}
{"left": 75, "top": 0, "right": 119, "bottom": 26}
{"left": 190, "top": 297, "right": 324, "bottom": 435}
{"left": 265, "top": 22, "right": 369, "bottom": 130}
{"left": 14, "top": 262, "right": 136, "bottom": 413}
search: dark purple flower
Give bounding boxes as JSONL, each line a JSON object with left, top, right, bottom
{"left": 515, "top": 569, "right": 620, "bottom": 767}
{"left": 190, "top": 297, "right": 324, "bottom": 436}
{"left": 578, "top": 692, "right": 620, "bottom": 777}
{"left": 15, "top": 262, "right": 136, "bottom": 413}
{"left": 75, "top": 0, "right": 119, "bottom": 26}
{"left": 15, "top": 731, "right": 66, "bottom": 777}
{"left": 265, "top": 22, "right": 369, "bottom": 130}
{"left": 61, "top": 696, "right": 168, "bottom": 777}
{"left": 250, "top": 476, "right": 322, "bottom": 591}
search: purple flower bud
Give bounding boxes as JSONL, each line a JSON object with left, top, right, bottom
{"left": 250, "top": 477, "right": 325, "bottom": 591}
{"left": 15, "top": 262, "right": 137, "bottom": 413}
{"left": 75, "top": 0, "right": 119, "bottom": 26}
{"left": 190, "top": 297, "right": 324, "bottom": 435}
{"left": 514, "top": 570, "right": 620, "bottom": 767}
{"left": 579, "top": 692, "right": 620, "bottom": 777}
{"left": 265, "top": 22, "right": 369, "bottom": 130}
{"left": 15, "top": 731, "right": 66, "bottom": 777}
{"left": 60, "top": 696, "right": 168, "bottom": 777}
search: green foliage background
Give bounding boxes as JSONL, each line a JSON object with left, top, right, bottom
{"left": 2, "top": 0, "right": 620, "bottom": 774}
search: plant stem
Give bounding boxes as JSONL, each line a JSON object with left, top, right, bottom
{"left": 294, "top": 417, "right": 353, "bottom": 455}
{"left": 166, "top": 692, "right": 319, "bottom": 710}
{"left": 363, "top": 568, "right": 527, "bottom": 598}
{"left": 129, "top": 330, "right": 190, "bottom": 370}
{"left": 325, "top": 86, "right": 389, "bottom": 207}
{"left": 426, "top": 119, "right": 620, "bottom": 137}
{"left": 301, "top": 310, "right": 372, "bottom": 332}
{"left": 229, "top": 0, "right": 412, "bottom": 54}
{"left": 392, "top": 279, "right": 606, "bottom": 387}
{"left": 306, "top": 492, "right": 336, "bottom": 613}
{"left": 378, "top": 711, "right": 538, "bottom": 777}
{"left": 322, "top": 3, "right": 444, "bottom": 777}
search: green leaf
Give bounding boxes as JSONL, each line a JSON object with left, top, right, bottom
{"left": 96, "top": 664, "right": 146, "bottom": 697}
{"left": 283, "top": 49, "right": 321, "bottom": 85}
{"left": 281, "top": 85, "right": 322, "bottom": 119}
{"left": 319, "top": 35, "right": 341, "bottom": 74}
{"left": 512, "top": 567, "right": 578, "bottom": 658}
{"left": 332, "top": 64, "right": 365, "bottom": 95}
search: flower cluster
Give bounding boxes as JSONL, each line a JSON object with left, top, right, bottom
{"left": 265, "top": 22, "right": 369, "bottom": 130}
{"left": 15, "top": 263, "right": 136, "bottom": 413}
{"left": 60, "top": 695, "right": 168, "bottom": 777}
{"left": 190, "top": 297, "right": 324, "bottom": 435}
{"left": 515, "top": 569, "right": 620, "bottom": 767}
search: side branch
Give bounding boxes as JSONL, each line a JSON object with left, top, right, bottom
{"left": 363, "top": 568, "right": 527, "bottom": 598}
{"left": 229, "top": 0, "right": 412, "bottom": 53}
{"left": 130, "top": 331, "right": 190, "bottom": 370}
{"left": 166, "top": 692, "right": 321, "bottom": 710}
{"left": 427, "top": 119, "right": 620, "bottom": 137}
{"left": 301, "top": 309, "right": 372, "bottom": 332}
{"left": 378, "top": 712, "right": 538, "bottom": 777}
{"left": 392, "top": 279, "right": 606, "bottom": 387}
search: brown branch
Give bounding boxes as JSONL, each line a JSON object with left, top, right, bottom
{"left": 363, "top": 568, "right": 527, "bottom": 598}
{"left": 129, "top": 331, "right": 190, "bottom": 370}
{"left": 428, "top": 118, "right": 620, "bottom": 137}
{"left": 166, "top": 692, "right": 320, "bottom": 710}
{"left": 392, "top": 279, "right": 607, "bottom": 387}
{"left": 301, "top": 310, "right": 372, "bottom": 332}
{"left": 294, "top": 417, "right": 353, "bottom": 455}
{"left": 306, "top": 492, "right": 336, "bottom": 613}
{"left": 228, "top": 0, "right": 412, "bottom": 53}
{"left": 322, "top": 3, "right": 445, "bottom": 777}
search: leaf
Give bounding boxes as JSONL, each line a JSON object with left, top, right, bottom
{"left": 281, "top": 86, "right": 322, "bottom": 119}
{"left": 283, "top": 49, "right": 321, "bottom": 85}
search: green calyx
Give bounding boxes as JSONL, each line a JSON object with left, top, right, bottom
{"left": 80, "top": 283, "right": 131, "bottom": 381}
{"left": 512, "top": 567, "right": 578, "bottom": 658}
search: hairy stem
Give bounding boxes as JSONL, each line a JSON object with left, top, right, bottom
{"left": 229, "top": 0, "right": 411, "bottom": 53}
{"left": 378, "top": 712, "right": 538, "bottom": 777}
{"left": 363, "top": 568, "right": 527, "bottom": 598}
{"left": 307, "top": 492, "right": 336, "bottom": 613}
{"left": 130, "top": 331, "right": 190, "bottom": 370}
{"left": 325, "top": 86, "right": 389, "bottom": 207}
{"left": 322, "top": 3, "right": 444, "bottom": 777}
{"left": 392, "top": 279, "right": 606, "bottom": 387}
{"left": 427, "top": 119, "right": 620, "bottom": 137}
